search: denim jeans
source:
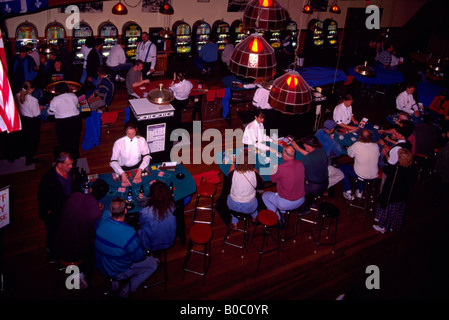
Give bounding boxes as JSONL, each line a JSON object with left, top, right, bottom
{"left": 114, "top": 256, "right": 158, "bottom": 298}
{"left": 227, "top": 195, "right": 258, "bottom": 224}
{"left": 340, "top": 164, "right": 376, "bottom": 193}
{"left": 262, "top": 192, "right": 305, "bottom": 219}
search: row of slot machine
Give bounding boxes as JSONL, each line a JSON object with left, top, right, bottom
{"left": 172, "top": 19, "right": 299, "bottom": 54}
{"left": 307, "top": 19, "right": 339, "bottom": 49}
{"left": 14, "top": 20, "right": 146, "bottom": 63}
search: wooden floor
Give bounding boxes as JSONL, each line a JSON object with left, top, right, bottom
{"left": 0, "top": 67, "right": 448, "bottom": 304}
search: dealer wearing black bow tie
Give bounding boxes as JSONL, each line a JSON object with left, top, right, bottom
{"left": 110, "top": 121, "right": 151, "bottom": 187}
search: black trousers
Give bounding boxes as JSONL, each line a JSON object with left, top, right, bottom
{"left": 21, "top": 115, "right": 41, "bottom": 162}
{"left": 55, "top": 115, "right": 82, "bottom": 160}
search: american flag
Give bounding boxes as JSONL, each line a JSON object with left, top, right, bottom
{"left": 0, "top": 27, "right": 21, "bottom": 133}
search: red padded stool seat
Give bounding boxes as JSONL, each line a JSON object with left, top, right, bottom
{"left": 197, "top": 183, "right": 217, "bottom": 197}
{"left": 258, "top": 209, "right": 278, "bottom": 226}
{"left": 190, "top": 223, "right": 213, "bottom": 244}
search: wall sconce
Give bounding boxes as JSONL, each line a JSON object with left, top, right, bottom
{"left": 303, "top": 0, "right": 313, "bottom": 14}
{"left": 329, "top": 1, "right": 341, "bottom": 14}
{"left": 112, "top": 1, "right": 128, "bottom": 15}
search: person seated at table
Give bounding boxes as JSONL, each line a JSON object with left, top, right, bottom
{"left": 87, "top": 66, "right": 114, "bottom": 113}
{"left": 169, "top": 72, "right": 193, "bottom": 128}
{"left": 227, "top": 149, "right": 264, "bottom": 230}
{"left": 53, "top": 178, "right": 109, "bottom": 289}
{"left": 126, "top": 59, "right": 150, "bottom": 99}
{"left": 333, "top": 94, "right": 358, "bottom": 133}
{"left": 106, "top": 38, "right": 133, "bottom": 82}
{"left": 242, "top": 108, "right": 279, "bottom": 155}
{"left": 340, "top": 129, "right": 380, "bottom": 201}
{"left": 94, "top": 197, "right": 158, "bottom": 298}
{"left": 380, "top": 118, "right": 416, "bottom": 157}
{"left": 44, "top": 57, "right": 66, "bottom": 85}
{"left": 110, "top": 121, "right": 151, "bottom": 187}
{"left": 378, "top": 123, "right": 414, "bottom": 166}
{"left": 138, "top": 180, "right": 177, "bottom": 253}
{"left": 414, "top": 114, "right": 438, "bottom": 159}
{"left": 375, "top": 42, "right": 395, "bottom": 69}
{"left": 262, "top": 145, "right": 306, "bottom": 220}
{"left": 194, "top": 35, "right": 218, "bottom": 75}
{"left": 396, "top": 82, "right": 420, "bottom": 117}
{"left": 291, "top": 135, "right": 328, "bottom": 204}
{"left": 314, "top": 120, "right": 344, "bottom": 198}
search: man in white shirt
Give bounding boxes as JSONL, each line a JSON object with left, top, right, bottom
{"left": 221, "top": 37, "right": 234, "bottom": 68}
{"left": 396, "top": 83, "right": 419, "bottom": 116}
{"left": 169, "top": 72, "right": 193, "bottom": 128}
{"left": 333, "top": 94, "right": 358, "bottom": 132}
{"left": 242, "top": 108, "right": 278, "bottom": 154}
{"left": 110, "top": 121, "right": 151, "bottom": 187}
{"left": 106, "top": 38, "right": 133, "bottom": 82}
{"left": 135, "top": 32, "right": 157, "bottom": 80}
{"left": 340, "top": 129, "right": 380, "bottom": 200}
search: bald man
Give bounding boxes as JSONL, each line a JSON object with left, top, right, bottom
{"left": 262, "top": 145, "right": 306, "bottom": 219}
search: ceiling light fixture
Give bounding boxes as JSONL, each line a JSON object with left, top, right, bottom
{"left": 112, "top": 1, "right": 128, "bottom": 15}
{"left": 243, "top": 0, "right": 286, "bottom": 31}
{"left": 303, "top": 0, "right": 313, "bottom": 14}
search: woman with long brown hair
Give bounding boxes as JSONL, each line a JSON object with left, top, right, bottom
{"left": 138, "top": 180, "right": 177, "bottom": 252}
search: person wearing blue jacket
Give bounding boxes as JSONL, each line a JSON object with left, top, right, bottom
{"left": 95, "top": 197, "right": 157, "bottom": 298}
{"left": 138, "top": 180, "right": 177, "bottom": 252}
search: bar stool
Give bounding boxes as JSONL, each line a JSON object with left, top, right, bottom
{"left": 246, "top": 209, "right": 280, "bottom": 272}
{"left": 277, "top": 206, "right": 302, "bottom": 243}
{"left": 192, "top": 182, "right": 217, "bottom": 225}
{"left": 311, "top": 202, "right": 339, "bottom": 254}
{"left": 183, "top": 223, "right": 213, "bottom": 283}
{"left": 222, "top": 209, "right": 252, "bottom": 258}
{"left": 347, "top": 177, "right": 378, "bottom": 217}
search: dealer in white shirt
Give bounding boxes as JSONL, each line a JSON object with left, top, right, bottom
{"left": 242, "top": 108, "right": 278, "bottom": 154}
{"left": 396, "top": 83, "right": 420, "bottom": 116}
{"left": 110, "top": 121, "right": 151, "bottom": 187}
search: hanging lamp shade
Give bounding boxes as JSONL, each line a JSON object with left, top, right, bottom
{"left": 243, "top": 0, "right": 286, "bottom": 31}
{"left": 354, "top": 61, "right": 376, "bottom": 77}
{"left": 230, "top": 33, "right": 276, "bottom": 79}
{"left": 147, "top": 83, "right": 174, "bottom": 105}
{"left": 159, "top": 28, "right": 175, "bottom": 39}
{"left": 268, "top": 71, "right": 312, "bottom": 114}
{"left": 112, "top": 1, "right": 128, "bottom": 15}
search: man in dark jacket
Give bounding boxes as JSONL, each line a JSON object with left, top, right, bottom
{"left": 37, "top": 151, "right": 82, "bottom": 263}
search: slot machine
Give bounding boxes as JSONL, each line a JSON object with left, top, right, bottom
{"left": 45, "top": 21, "right": 66, "bottom": 47}
{"left": 72, "top": 21, "right": 93, "bottom": 63}
{"left": 324, "top": 19, "right": 338, "bottom": 49}
{"left": 268, "top": 30, "right": 282, "bottom": 49}
{"left": 308, "top": 19, "right": 324, "bottom": 48}
{"left": 212, "top": 20, "right": 230, "bottom": 51}
{"left": 286, "top": 21, "right": 298, "bottom": 49}
{"left": 193, "top": 20, "right": 211, "bottom": 53}
{"left": 123, "top": 21, "right": 142, "bottom": 60}
{"left": 15, "top": 21, "right": 38, "bottom": 52}
{"left": 98, "top": 21, "right": 118, "bottom": 58}
{"left": 149, "top": 27, "right": 166, "bottom": 52}
{"left": 172, "top": 20, "right": 192, "bottom": 55}
{"left": 231, "top": 19, "right": 248, "bottom": 46}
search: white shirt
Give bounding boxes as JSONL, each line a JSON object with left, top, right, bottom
{"left": 48, "top": 93, "right": 80, "bottom": 119}
{"left": 110, "top": 135, "right": 151, "bottom": 175}
{"left": 106, "top": 44, "right": 127, "bottom": 67}
{"left": 230, "top": 170, "right": 257, "bottom": 203}
{"left": 347, "top": 141, "right": 380, "bottom": 180}
{"left": 16, "top": 93, "right": 40, "bottom": 118}
{"left": 396, "top": 90, "right": 418, "bottom": 115}
{"left": 252, "top": 86, "right": 272, "bottom": 109}
{"left": 136, "top": 40, "right": 157, "bottom": 69}
{"left": 388, "top": 139, "right": 406, "bottom": 165}
{"left": 80, "top": 46, "right": 92, "bottom": 68}
{"left": 169, "top": 79, "right": 193, "bottom": 101}
{"left": 242, "top": 119, "right": 272, "bottom": 152}
{"left": 333, "top": 102, "right": 353, "bottom": 125}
